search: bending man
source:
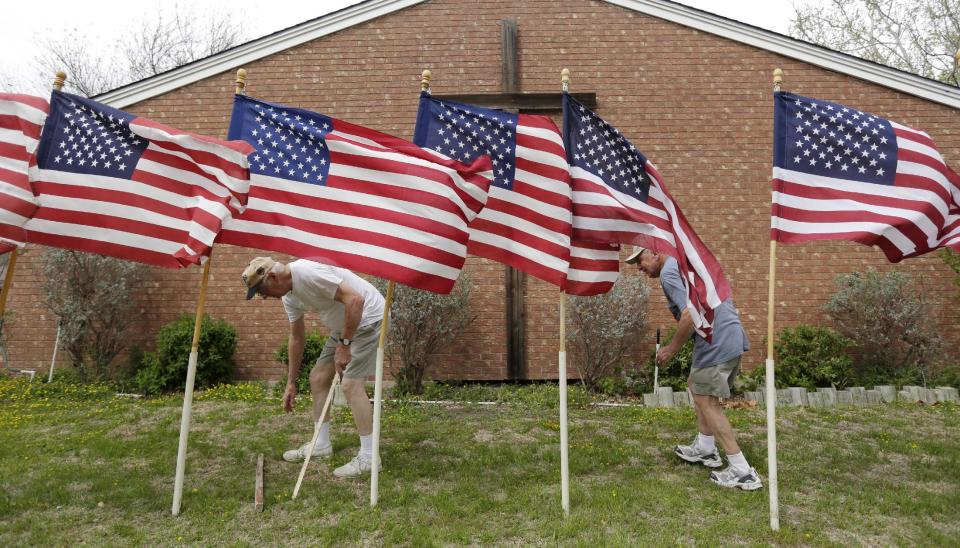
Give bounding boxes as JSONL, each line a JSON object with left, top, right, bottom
{"left": 242, "top": 256, "right": 385, "bottom": 478}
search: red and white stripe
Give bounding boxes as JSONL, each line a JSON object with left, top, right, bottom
{"left": 565, "top": 240, "right": 621, "bottom": 296}
{"left": 572, "top": 161, "right": 731, "bottom": 335}
{"left": 465, "top": 115, "right": 574, "bottom": 286}
{"left": 0, "top": 94, "right": 46, "bottom": 250}
{"left": 219, "top": 118, "right": 491, "bottom": 294}
{"left": 772, "top": 121, "right": 960, "bottom": 261}
{"left": 27, "top": 114, "right": 252, "bottom": 268}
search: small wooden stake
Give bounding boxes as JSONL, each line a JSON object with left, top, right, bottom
{"left": 255, "top": 454, "right": 264, "bottom": 512}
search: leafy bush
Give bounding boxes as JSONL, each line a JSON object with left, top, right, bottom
{"left": 649, "top": 328, "right": 694, "bottom": 391}
{"left": 40, "top": 249, "right": 145, "bottom": 381}
{"left": 567, "top": 274, "right": 650, "bottom": 392}
{"left": 932, "top": 364, "right": 960, "bottom": 388}
{"left": 767, "top": 324, "right": 854, "bottom": 389}
{"left": 826, "top": 270, "right": 944, "bottom": 386}
{"left": 274, "top": 331, "right": 329, "bottom": 392}
{"left": 372, "top": 275, "right": 473, "bottom": 396}
{"left": 133, "top": 314, "right": 237, "bottom": 395}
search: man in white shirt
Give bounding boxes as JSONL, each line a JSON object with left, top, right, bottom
{"left": 242, "top": 256, "right": 386, "bottom": 478}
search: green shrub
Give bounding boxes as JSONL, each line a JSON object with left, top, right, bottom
{"left": 769, "top": 324, "right": 854, "bottom": 389}
{"left": 826, "top": 270, "right": 944, "bottom": 386}
{"left": 649, "top": 328, "right": 694, "bottom": 391}
{"left": 932, "top": 364, "right": 960, "bottom": 388}
{"left": 567, "top": 274, "right": 650, "bottom": 393}
{"left": 597, "top": 364, "right": 652, "bottom": 398}
{"left": 372, "top": 275, "right": 472, "bottom": 396}
{"left": 274, "top": 331, "right": 328, "bottom": 392}
{"left": 133, "top": 314, "right": 237, "bottom": 395}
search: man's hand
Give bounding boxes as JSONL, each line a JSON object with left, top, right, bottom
{"left": 282, "top": 384, "right": 297, "bottom": 413}
{"left": 334, "top": 344, "right": 352, "bottom": 375}
{"left": 656, "top": 345, "right": 677, "bottom": 366}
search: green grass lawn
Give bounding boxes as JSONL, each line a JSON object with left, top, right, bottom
{"left": 1, "top": 379, "right": 958, "bottom": 546}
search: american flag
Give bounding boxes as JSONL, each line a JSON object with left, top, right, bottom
{"left": 218, "top": 94, "right": 492, "bottom": 294}
{"left": 414, "top": 93, "right": 575, "bottom": 287}
{"left": 563, "top": 93, "right": 730, "bottom": 336}
{"left": 772, "top": 92, "right": 960, "bottom": 260}
{"left": 0, "top": 94, "right": 47, "bottom": 251}
{"left": 26, "top": 91, "right": 252, "bottom": 268}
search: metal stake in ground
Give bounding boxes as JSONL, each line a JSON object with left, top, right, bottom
{"left": 292, "top": 372, "right": 340, "bottom": 499}
{"left": 653, "top": 328, "right": 661, "bottom": 393}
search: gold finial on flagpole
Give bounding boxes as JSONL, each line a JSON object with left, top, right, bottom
{"left": 236, "top": 69, "right": 247, "bottom": 95}
{"left": 421, "top": 69, "right": 431, "bottom": 93}
{"left": 773, "top": 68, "right": 783, "bottom": 93}
{"left": 561, "top": 68, "right": 570, "bottom": 93}
{"left": 53, "top": 71, "right": 67, "bottom": 91}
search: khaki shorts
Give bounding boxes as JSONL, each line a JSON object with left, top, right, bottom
{"left": 317, "top": 320, "right": 381, "bottom": 379}
{"left": 687, "top": 356, "right": 741, "bottom": 399}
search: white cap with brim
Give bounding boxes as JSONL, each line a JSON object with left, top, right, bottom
{"left": 242, "top": 256, "right": 276, "bottom": 300}
{"left": 624, "top": 245, "right": 647, "bottom": 264}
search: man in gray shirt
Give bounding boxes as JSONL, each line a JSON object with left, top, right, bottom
{"left": 627, "top": 246, "right": 761, "bottom": 491}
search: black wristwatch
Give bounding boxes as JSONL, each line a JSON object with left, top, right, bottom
{"left": 340, "top": 338, "right": 352, "bottom": 347}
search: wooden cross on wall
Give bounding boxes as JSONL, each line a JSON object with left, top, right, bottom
{"left": 432, "top": 20, "right": 596, "bottom": 380}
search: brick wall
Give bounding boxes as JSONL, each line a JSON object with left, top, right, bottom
{"left": 5, "top": 0, "right": 958, "bottom": 381}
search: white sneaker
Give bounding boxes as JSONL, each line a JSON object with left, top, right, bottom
{"left": 333, "top": 453, "right": 380, "bottom": 478}
{"left": 674, "top": 442, "right": 723, "bottom": 468}
{"left": 710, "top": 465, "right": 763, "bottom": 491}
{"left": 282, "top": 441, "right": 332, "bottom": 462}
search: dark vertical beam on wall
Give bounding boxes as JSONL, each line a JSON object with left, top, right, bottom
{"left": 501, "top": 20, "right": 519, "bottom": 93}
{"left": 505, "top": 265, "right": 526, "bottom": 380}
{"left": 501, "top": 19, "right": 525, "bottom": 380}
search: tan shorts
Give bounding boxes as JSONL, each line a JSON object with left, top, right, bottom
{"left": 317, "top": 321, "right": 381, "bottom": 379}
{"left": 687, "top": 356, "right": 741, "bottom": 399}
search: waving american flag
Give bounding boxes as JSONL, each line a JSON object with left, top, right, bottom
{"left": 563, "top": 92, "right": 730, "bottom": 336}
{"left": 219, "top": 94, "right": 491, "bottom": 294}
{"left": 26, "top": 91, "right": 252, "bottom": 268}
{"left": 772, "top": 92, "right": 960, "bottom": 260}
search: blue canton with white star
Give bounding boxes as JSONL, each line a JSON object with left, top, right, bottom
{"left": 229, "top": 95, "right": 332, "bottom": 185}
{"left": 414, "top": 92, "right": 516, "bottom": 189}
{"left": 562, "top": 94, "right": 651, "bottom": 203}
{"left": 36, "top": 91, "right": 148, "bottom": 177}
{"left": 774, "top": 92, "right": 896, "bottom": 185}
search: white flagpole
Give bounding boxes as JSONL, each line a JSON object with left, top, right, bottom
{"left": 559, "top": 290, "right": 570, "bottom": 516}
{"left": 558, "top": 68, "right": 572, "bottom": 517}
{"left": 370, "top": 280, "right": 395, "bottom": 506}
{"left": 172, "top": 253, "right": 213, "bottom": 516}
{"left": 765, "top": 68, "right": 783, "bottom": 532}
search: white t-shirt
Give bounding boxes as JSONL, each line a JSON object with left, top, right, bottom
{"left": 281, "top": 260, "right": 385, "bottom": 333}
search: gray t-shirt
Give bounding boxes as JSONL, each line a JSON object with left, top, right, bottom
{"left": 659, "top": 257, "right": 749, "bottom": 368}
